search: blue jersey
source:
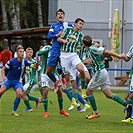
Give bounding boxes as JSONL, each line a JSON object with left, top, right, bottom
{"left": 47, "top": 22, "right": 73, "bottom": 66}
{"left": 5, "top": 58, "right": 31, "bottom": 82}
{"left": 48, "top": 22, "right": 73, "bottom": 52}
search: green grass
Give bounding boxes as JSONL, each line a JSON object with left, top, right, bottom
{"left": 0, "top": 89, "right": 133, "bottom": 133}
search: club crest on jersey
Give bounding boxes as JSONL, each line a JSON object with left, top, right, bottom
{"left": 76, "top": 45, "right": 81, "bottom": 51}
{"left": 68, "top": 35, "right": 76, "bottom": 43}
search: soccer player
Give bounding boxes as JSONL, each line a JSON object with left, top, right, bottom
{"left": 0, "top": 45, "right": 34, "bottom": 116}
{"left": 46, "top": 8, "right": 77, "bottom": 107}
{"left": 81, "top": 35, "right": 127, "bottom": 120}
{"left": 121, "top": 46, "right": 133, "bottom": 124}
{"left": 22, "top": 47, "right": 41, "bottom": 111}
{"left": 57, "top": 18, "right": 88, "bottom": 106}
{"left": 37, "top": 45, "right": 70, "bottom": 118}
{"left": 46, "top": 8, "right": 73, "bottom": 91}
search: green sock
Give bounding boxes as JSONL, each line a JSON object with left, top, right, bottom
{"left": 42, "top": 98, "right": 48, "bottom": 112}
{"left": 126, "top": 98, "right": 133, "bottom": 105}
{"left": 58, "top": 98, "right": 63, "bottom": 111}
{"left": 24, "top": 99, "right": 32, "bottom": 109}
{"left": 80, "top": 78, "right": 86, "bottom": 89}
{"left": 88, "top": 94, "right": 97, "bottom": 111}
{"left": 28, "top": 94, "right": 38, "bottom": 102}
{"left": 67, "top": 86, "right": 74, "bottom": 99}
{"left": 73, "top": 91, "right": 78, "bottom": 103}
{"left": 112, "top": 94, "right": 126, "bottom": 107}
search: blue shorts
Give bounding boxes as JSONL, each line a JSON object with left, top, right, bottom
{"left": 2, "top": 80, "right": 23, "bottom": 91}
{"left": 47, "top": 47, "right": 60, "bottom": 66}
{"left": 47, "top": 54, "right": 60, "bottom": 67}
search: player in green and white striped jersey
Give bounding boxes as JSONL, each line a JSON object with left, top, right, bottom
{"left": 37, "top": 45, "right": 70, "bottom": 118}
{"left": 82, "top": 35, "right": 127, "bottom": 120}
{"left": 23, "top": 47, "right": 41, "bottom": 112}
{"left": 57, "top": 18, "right": 88, "bottom": 104}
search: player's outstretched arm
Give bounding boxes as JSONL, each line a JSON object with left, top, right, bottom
{"left": 104, "top": 49, "right": 124, "bottom": 59}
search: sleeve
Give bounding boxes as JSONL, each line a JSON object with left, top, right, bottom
{"left": 37, "top": 46, "right": 51, "bottom": 56}
{"left": 47, "top": 24, "right": 57, "bottom": 39}
{"left": 126, "top": 46, "right": 133, "bottom": 59}
{"left": 5, "top": 60, "right": 11, "bottom": 69}
{"left": 25, "top": 59, "right": 32, "bottom": 67}
{"left": 97, "top": 47, "right": 105, "bottom": 55}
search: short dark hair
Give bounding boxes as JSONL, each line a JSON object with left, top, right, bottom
{"left": 56, "top": 8, "right": 65, "bottom": 16}
{"left": 74, "top": 18, "right": 84, "bottom": 23}
{"left": 83, "top": 35, "right": 92, "bottom": 47}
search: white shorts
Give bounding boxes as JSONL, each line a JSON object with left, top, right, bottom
{"left": 40, "top": 73, "right": 61, "bottom": 89}
{"left": 61, "top": 52, "right": 88, "bottom": 80}
{"left": 23, "top": 82, "right": 39, "bottom": 94}
{"left": 41, "top": 73, "right": 54, "bottom": 89}
{"left": 88, "top": 68, "right": 111, "bottom": 90}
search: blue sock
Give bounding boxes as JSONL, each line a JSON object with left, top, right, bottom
{"left": 64, "top": 89, "right": 72, "bottom": 101}
{"left": 76, "top": 77, "right": 80, "bottom": 89}
{"left": 48, "top": 72, "right": 56, "bottom": 83}
{"left": 13, "top": 97, "right": 21, "bottom": 112}
{"left": 85, "top": 96, "right": 90, "bottom": 103}
{"left": 78, "top": 93, "right": 86, "bottom": 105}
{"left": 62, "top": 73, "right": 65, "bottom": 78}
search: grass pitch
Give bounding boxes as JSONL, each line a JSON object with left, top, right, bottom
{"left": 0, "top": 89, "right": 133, "bottom": 133}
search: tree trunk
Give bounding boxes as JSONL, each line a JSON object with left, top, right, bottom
{"left": 10, "top": 1, "right": 21, "bottom": 30}
{"left": 37, "top": 0, "right": 43, "bottom": 27}
{"left": 1, "top": 0, "right": 8, "bottom": 30}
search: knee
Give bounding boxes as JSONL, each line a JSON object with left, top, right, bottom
{"left": 105, "top": 94, "right": 112, "bottom": 99}
{"left": 42, "top": 88, "right": 48, "bottom": 98}
{"left": 57, "top": 89, "right": 62, "bottom": 98}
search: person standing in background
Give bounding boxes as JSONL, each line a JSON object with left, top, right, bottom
{"left": 0, "top": 45, "right": 12, "bottom": 66}
{"left": 0, "top": 45, "right": 13, "bottom": 76}
{"left": 101, "top": 45, "right": 113, "bottom": 68}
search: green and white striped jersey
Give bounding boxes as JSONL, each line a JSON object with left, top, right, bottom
{"left": 61, "top": 27, "right": 84, "bottom": 53}
{"left": 78, "top": 46, "right": 88, "bottom": 62}
{"left": 126, "top": 45, "right": 133, "bottom": 70}
{"left": 37, "top": 45, "right": 51, "bottom": 74}
{"left": 85, "top": 45, "right": 105, "bottom": 74}
{"left": 25, "top": 59, "right": 38, "bottom": 84}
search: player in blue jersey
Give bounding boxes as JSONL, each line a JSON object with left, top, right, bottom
{"left": 46, "top": 8, "right": 73, "bottom": 91}
{"left": 0, "top": 45, "right": 34, "bottom": 116}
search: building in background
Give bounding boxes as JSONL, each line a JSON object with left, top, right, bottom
{"left": 48, "top": 0, "right": 132, "bottom": 85}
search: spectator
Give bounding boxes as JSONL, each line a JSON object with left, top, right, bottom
{"left": 101, "top": 45, "right": 113, "bottom": 68}
{"left": 0, "top": 45, "right": 12, "bottom": 66}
